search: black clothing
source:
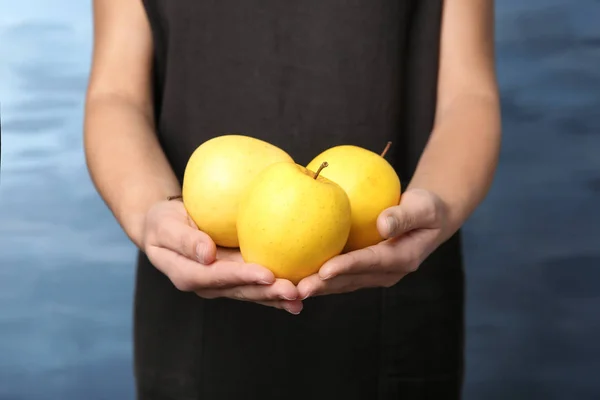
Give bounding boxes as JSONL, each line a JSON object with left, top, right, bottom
{"left": 135, "top": 1, "right": 465, "bottom": 398}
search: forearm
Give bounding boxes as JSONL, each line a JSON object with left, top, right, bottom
{"left": 84, "top": 94, "right": 181, "bottom": 248}
{"left": 407, "top": 93, "right": 501, "bottom": 236}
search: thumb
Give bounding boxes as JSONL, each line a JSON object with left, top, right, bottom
{"left": 190, "top": 229, "right": 218, "bottom": 265}
{"left": 154, "top": 221, "right": 217, "bottom": 265}
{"left": 377, "top": 206, "right": 414, "bottom": 239}
{"left": 377, "top": 191, "right": 439, "bottom": 238}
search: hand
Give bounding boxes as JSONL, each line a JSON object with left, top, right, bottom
{"left": 297, "top": 189, "right": 449, "bottom": 299}
{"left": 143, "top": 200, "right": 303, "bottom": 314}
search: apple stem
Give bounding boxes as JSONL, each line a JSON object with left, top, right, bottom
{"left": 381, "top": 141, "right": 392, "bottom": 158}
{"left": 313, "top": 162, "right": 329, "bottom": 179}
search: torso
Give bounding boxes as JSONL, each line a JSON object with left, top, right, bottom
{"left": 135, "top": 1, "right": 465, "bottom": 399}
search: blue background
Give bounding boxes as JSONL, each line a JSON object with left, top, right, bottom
{"left": 0, "top": 1, "right": 599, "bottom": 399}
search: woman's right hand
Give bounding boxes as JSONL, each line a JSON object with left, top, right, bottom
{"left": 142, "top": 199, "right": 303, "bottom": 314}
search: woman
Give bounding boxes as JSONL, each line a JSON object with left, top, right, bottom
{"left": 84, "top": 0, "right": 500, "bottom": 398}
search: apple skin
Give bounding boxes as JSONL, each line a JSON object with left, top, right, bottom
{"left": 307, "top": 145, "right": 401, "bottom": 252}
{"left": 182, "top": 134, "right": 294, "bottom": 248}
{"left": 237, "top": 162, "right": 351, "bottom": 284}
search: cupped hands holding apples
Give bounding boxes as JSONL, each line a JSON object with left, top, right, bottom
{"left": 148, "top": 134, "right": 449, "bottom": 315}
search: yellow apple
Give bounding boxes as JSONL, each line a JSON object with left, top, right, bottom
{"left": 306, "top": 143, "right": 401, "bottom": 252}
{"left": 182, "top": 134, "right": 294, "bottom": 248}
{"left": 237, "top": 161, "right": 351, "bottom": 284}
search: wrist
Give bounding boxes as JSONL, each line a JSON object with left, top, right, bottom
{"left": 404, "top": 186, "right": 468, "bottom": 239}
{"left": 115, "top": 182, "right": 182, "bottom": 250}
{"left": 437, "top": 195, "right": 467, "bottom": 240}
{"left": 121, "top": 212, "right": 147, "bottom": 250}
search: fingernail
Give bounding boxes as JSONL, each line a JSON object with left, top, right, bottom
{"left": 196, "top": 243, "right": 207, "bottom": 264}
{"left": 386, "top": 216, "right": 398, "bottom": 237}
{"left": 279, "top": 294, "right": 297, "bottom": 301}
{"left": 283, "top": 304, "right": 301, "bottom": 315}
{"left": 257, "top": 274, "right": 275, "bottom": 285}
{"left": 300, "top": 292, "right": 312, "bottom": 300}
{"left": 319, "top": 269, "right": 333, "bottom": 280}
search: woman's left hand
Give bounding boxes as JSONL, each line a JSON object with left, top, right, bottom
{"left": 296, "top": 188, "right": 452, "bottom": 299}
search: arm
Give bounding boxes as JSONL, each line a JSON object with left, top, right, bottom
{"left": 84, "top": 0, "right": 302, "bottom": 312}
{"left": 407, "top": 0, "right": 501, "bottom": 237}
{"left": 297, "top": 0, "right": 501, "bottom": 296}
{"left": 84, "top": 0, "right": 180, "bottom": 249}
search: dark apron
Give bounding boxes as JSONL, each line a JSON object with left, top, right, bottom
{"left": 135, "top": 1, "right": 465, "bottom": 398}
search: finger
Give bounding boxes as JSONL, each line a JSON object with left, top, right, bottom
{"left": 297, "top": 272, "right": 403, "bottom": 299}
{"left": 319, "top": 234, "right": 427, "bottom": 279}
{"left": 318, "top": 243, "right": 393, "bottom": 278}
{"left": 255, "top": 300, "right": 304, "bottom": 315}
{"left": 197, "top": 279, "right": 299, "bottom": 302}
{"left": 196, "top": 281, "right": 304, "bottom": 315}
{"left": 377, "top": 193, "right": 439, "bottom": 238}
{"left": 153, "top": 221, "right": 217, "bottom": 264}
{"left": 147, "top": 246, "right": 275, "bottom": 291}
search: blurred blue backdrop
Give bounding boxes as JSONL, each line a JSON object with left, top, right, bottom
{"left": 0, "top": 1, "right": 599, "bottom": 399}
